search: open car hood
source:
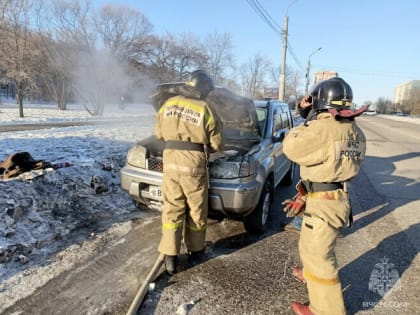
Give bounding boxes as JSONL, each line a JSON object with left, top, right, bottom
{"left": 149, "top": 83, "right": 261, "bottom": 146}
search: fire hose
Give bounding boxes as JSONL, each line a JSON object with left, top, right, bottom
{"left": 126, "top": 253, "right": 165, "bottom": 315}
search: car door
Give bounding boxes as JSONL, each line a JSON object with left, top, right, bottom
{"left": 272, "top": 105, "right": 292, "bottom": 186}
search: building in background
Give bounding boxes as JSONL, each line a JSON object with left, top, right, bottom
{"left": 263, "top": 87, "right": 278, "bottom": 99}
{"left": 313, "top": 71, "right": 338, "bottom": 86}
{"left": 394, "top": 80, "right": 420, "bottom": 104}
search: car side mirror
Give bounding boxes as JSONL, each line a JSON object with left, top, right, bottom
{"left": 272, "top": 129, "right": 286, "bottom": 143}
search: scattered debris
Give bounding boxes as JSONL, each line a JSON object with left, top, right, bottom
{"left": 0, "top": 244, "right": 32, "bottom": 264}
{"left": 16, "top": 255, "right": 29, "bottom": 265}
{"left": 52, "top": 162, "right": 72, "bottom": 170}
{"left": 0, "top": 152, "right": 52, "bottom": 179}
{"left": 90, "top": 175, "right": 109, "bottom": 194}
{"left": 176, "top": 298, "right": 200, "bottom": 315}
{"left": 148, "top": 282, "right": 156, "bottom": 293}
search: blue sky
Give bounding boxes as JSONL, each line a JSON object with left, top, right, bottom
{"left": 93, "top": 0, "right": 420, "bottom": 105}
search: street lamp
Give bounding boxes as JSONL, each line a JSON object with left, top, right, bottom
{"left": 305, "top": 47, "right": 322, "bottom": 94}
{"left": 278, "top": 0, "right": 299, "bottom": 101}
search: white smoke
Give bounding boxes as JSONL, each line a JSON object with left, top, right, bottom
{"left": 71, "top": 49, "right": 155, "bottom": 115}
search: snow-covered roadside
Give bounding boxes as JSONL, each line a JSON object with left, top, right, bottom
{"left": 0, "top": 101, "right": 142, "bottom": 125}
{"left": 0, "top": 102, "right": 157, "bottom": 311}
{"left": 376, "top": 113, "right": 420, "bottom": 125}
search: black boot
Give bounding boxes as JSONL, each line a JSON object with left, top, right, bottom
{"left": 165, "top": 255, "right": 178, "bottom": 276}
{"left": 188, "top": 249, "right": 205, "bottom": 267}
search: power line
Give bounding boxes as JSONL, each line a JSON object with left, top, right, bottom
{"left": 253, "top": 0, "right": 283, "bottom": 31}
{"left": 246, "top": 0, "right": 282, "bottom": 37}
{"left": 246, "top": 0, "right": 304, "bottom": 70}
{"left": 287, "top": 41, "right": 304, "bottom": 70}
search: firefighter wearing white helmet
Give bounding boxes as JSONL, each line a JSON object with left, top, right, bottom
{"left": 154, "top": 70, "right": 224, "bottom": 275}
{"left": 283, "top": 77, "right": 367, "bottom": 315}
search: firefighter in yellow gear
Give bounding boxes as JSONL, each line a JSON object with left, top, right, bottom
{"left": 154, "top": 70, "right": 224, "bottom": 275}
{"left": 283, "top": 77, "right": 367, "bottom": 315}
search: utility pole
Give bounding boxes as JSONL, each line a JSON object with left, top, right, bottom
{"left": 279, "top": 0, "right": 299, "bottom": 101}
{"left": 305, "top": 47, "right": 322, "bottom": 94}
{"left": 278, "top": 15, "right": 288, "bottom": 101}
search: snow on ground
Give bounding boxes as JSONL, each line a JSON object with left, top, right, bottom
{"left": 0, "top": 100, "right": 419, "bottom": 311}
{"left": 375, "top": 113, "right": 420, "bottom": 125}
{"left": 0, "top": 101, "right": 157, "bottom": 310}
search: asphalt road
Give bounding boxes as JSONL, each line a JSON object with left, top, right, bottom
{"left": 3, "top": 115, "right": 419, "bottom": 315}
{"left": 137, "top": 116, "right": 420, "bottom": 315}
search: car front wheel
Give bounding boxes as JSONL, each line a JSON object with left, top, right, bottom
{"left": 243, "top": 179, "right": 272, "bottom": 234}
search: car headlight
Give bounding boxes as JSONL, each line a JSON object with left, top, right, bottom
{"left": 210, "top": 156, "right": 256, "bottom": 179}
{"left": 127, "top": 145, "right": 147, "bottom": 168}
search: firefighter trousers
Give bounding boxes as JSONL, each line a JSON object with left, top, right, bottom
{"left": 158, "top": 171, "right": 208, "bottom": 256}
{"left": 299, "top": 190, "right": 350, "bottom": 315}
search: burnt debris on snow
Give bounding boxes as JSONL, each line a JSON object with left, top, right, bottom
{"left": 0, "top": 102, "right": 156, "bottom": 311}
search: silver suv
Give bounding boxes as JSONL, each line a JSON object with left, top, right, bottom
{"left": 120, "top": 84, "right": 294, "bottom": 234}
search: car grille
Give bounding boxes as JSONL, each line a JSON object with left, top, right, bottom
{"left": 148, "top": 156, "right": 163, "bottom": 172}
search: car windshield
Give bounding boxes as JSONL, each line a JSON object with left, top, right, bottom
{"left": 256, "top": 107, "right": 267, "bottom": 136}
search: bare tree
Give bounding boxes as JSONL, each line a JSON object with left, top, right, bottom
{"left": 285, "top": 68, "right": 303, "bottom": 104}
{"left": 240, "top": 53, "right": 271, "bottom": 98}
{"left": 375, "top": 97, "right": 393, "bottom": 114}
{"left": 135, "top": 32, "right": 175, "bottom": 82}
{"left": 270, "top": 65, "right": 303, "bottom": 102}
{"left": 175, "top": 33, "right": 205, "bottom": 80}
{"left": 0, "top": 0, "right": 41, "bottom": 117}
{"left": 52, "top": 0, "right": 96, "bottom": 52}
{"left": 133, "top": 32, "right": 204, "bottom": 83}
{"left": 94, "top": 4, "right": 152, "bottom": 61}
{"left": 37, "top": 35, "right": 71, "bottom": 110}
{"left": 33, "top": 0, "right": 97, "bottom": 110}
{"left": 201, "top": 32, "right": 235, "bottom": 85}
{"left": 0, "top": 0, "right": 310, "bottom": 114}
{"left": 41, "top": 0, "right": 120, "bottom": 116}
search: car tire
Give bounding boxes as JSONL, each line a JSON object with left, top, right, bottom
{"left": 243, "top": 179, "right": 272, "bottom": 234}
{"left": 133, "top": 199, "right": 146, "bottom": 210}
{"left": 281, "top": 161, "right": 295, "bottom": 186}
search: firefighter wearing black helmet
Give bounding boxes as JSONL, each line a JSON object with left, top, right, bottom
{"left": 154, "top": 70, "right": 224, "bottom": 275}
{"left": 283, "top": 77, "right": 367, "bottom": 315}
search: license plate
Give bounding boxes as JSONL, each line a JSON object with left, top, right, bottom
{"left": 149, "top": 185, "right": 162, "bottom": 198}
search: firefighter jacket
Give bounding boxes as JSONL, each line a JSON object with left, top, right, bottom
{"left": 154, "top": 95, "right": 224, "bottom": 175}
{"left": 283, "top": 112, "right": 366, "bottom": 183}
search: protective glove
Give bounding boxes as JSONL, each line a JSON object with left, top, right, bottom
{"left": 281, "top": 181, "right": 307, "bottom": 217}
